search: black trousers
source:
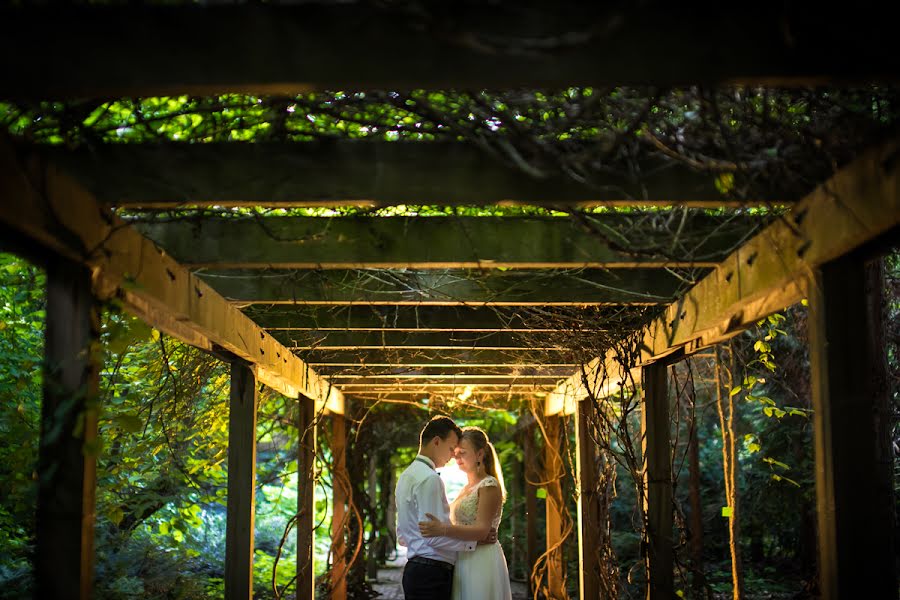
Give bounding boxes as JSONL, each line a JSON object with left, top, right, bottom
{"left": 401, "top": 558, "right": 454, "bottom": 600}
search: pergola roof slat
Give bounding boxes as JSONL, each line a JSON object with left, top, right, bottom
{"left": 46, "top": 142, "right": 747, "bottom": 208}
{"left": 137, "top": 214, "right": 755, "bottom": 269}
{"left": 1, "top": 4, "right": 897, "bottom": 99}
{"left": 0, "top": 139, "right": 343, "bottom": 411}
{"left": 200, "top": 268, "right": 695, "bottom": 305}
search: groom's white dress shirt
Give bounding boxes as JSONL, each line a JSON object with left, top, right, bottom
{"left": 395, "top": 454, "right": 476, "bottom": 564}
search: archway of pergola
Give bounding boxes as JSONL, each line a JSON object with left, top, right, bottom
{"left": 1, "top": 3, "right": 899, "bottom": 600}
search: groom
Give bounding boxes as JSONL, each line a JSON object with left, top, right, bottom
{"left": 395, "top": 415, "right": 492, "bottom": 600}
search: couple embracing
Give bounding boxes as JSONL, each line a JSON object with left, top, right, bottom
{"left": 396, "top": 415, "right": 512, "bottom": 600}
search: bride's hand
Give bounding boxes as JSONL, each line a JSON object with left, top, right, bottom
{"left": 418, "top": 513, "right": 448, "bottom": 538}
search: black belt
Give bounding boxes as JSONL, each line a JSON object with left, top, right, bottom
{"left": 407, "top": 555, "right": 454, "bottom": 572}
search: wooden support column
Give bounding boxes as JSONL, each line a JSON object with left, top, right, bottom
{"left": 575, "top": 399, "right": 602, "bottom": 600}
{"left": 331, "top": 412, "right": 349, "bottom": 600}
{"left": 296, "top": 395, "right": 317, "bottom": 600}
{"left": 225, "top": 360, "right": 258, "bottom": 600}
{"left": 543, "top": 415, "right": 567, "bottom": 600}
{"left": 641, "top": 362, "right": 673, "bottom": 600}
{"left": 35, "top": 259, "right": 100, "bottom": 600}
{"left": 808, "top": 255, "right": 897, "bottom": 600}
{"left": 522, "top": 423, "right": 539, "bottom": 596}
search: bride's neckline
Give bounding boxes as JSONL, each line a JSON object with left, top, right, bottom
{"left": 455, "top": 474, "right": 491, "bottom": 501}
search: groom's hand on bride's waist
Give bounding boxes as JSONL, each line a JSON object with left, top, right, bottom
{"left": 477, "top": 528, "right": 497, "bottom": 545}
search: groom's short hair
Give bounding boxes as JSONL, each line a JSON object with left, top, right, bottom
{"left": 419, "top": 415, "right": 462, "bottom": 446}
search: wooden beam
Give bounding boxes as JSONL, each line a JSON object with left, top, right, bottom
{"left": 137, "top": 214, "right": 755, "bottom": 269}
{"left": 522, "top": 424, "right": 539, "bottom": 598}
{"left": 35, "top": 259, "right": 100, "bottom": 600}
{"left": 543, "top": 415, "right": 567, "bottom": 600}
{"left": 201, "top": 268, "right": 691, "bottom": 305}
{"left": 247, "top": 305, "right": 612, "bottom": 333}
{"left": 277, "top": 330, "right": 572, "bottom": 351}
{"left": 575, "top": 399, "right": 601, "bottom": 600}
{"left": 225, "top": 361, "right": 258, "bottom": 600}
{"left": 808, "top": 255, "right": 897, "bottom": 599}
{"left": 330, "top": 413, "right": 349, "bottom": 600}
{"left": 546, "top": 352, "right": 642, "bottom": 414}
{"left": 317, "top": 365, "right": 577, "bottom": 377}
{"left": 641, "top": 362, "right": 673, "bottom": 600}
{"left": 0, "top": 139, "right": 343, "bottom": 411}
{"left": 45, "top": 141, "right": 755, "bottom": 209}
{"left": 1, "top": 4, "right": 897, "bottom": 98}
{"left": 643, "top": 136, "right": 900, "bottom": 361}
{"left": 330, "top": 375, "right": 565, "bottom": 385}
{"left": 551, "top": 137, "right": 900, "bottom": 408}
{"left": 296, "top": 396, "right": 317, "bottom": 600}
{"left": 301, "top": 349, "right": 580, "bottom": 367}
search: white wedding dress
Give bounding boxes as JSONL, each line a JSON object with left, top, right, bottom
{"left": 450, "top": 475, "right": 513, "bottom": 600}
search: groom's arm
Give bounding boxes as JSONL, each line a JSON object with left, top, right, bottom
{"left": 416, "top": 476, "right": 476, "bottom": 552}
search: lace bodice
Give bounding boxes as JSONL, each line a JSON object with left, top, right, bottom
{"left": 450, "top": 475, "right": 502, "bottom": 530}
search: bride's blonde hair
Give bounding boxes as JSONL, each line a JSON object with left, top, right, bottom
{"left": 461, "top": 426, "right": 506, "bottom": 501}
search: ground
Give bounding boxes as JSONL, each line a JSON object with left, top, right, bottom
{"left": 372, "top": 548, "right": 529, "bottom": 599}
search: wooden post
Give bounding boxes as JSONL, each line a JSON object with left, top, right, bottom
{"left": 35, "top": 259, "right": 100, "bottom": 600}
{"left": 543, "top": 415, "right": 567, "bottom": 600}
{"left": 296, "top": 395, "right": 316, "bottom": 600}
{"left": 331, "top": 412, "right": 348, "bottom": 600}
{"left": 575, "top": 399, "right": 601, "bottom": 600}
{"left": 523, "top": 425, "right": 539, "bottom": 597}
{"left": 808, "top": 255, "right": 897, "bottom": 600}
{"left": 641, "top": 362, "right": 673, "bottom": 600}
{"left": 225, "top": 360, "right": 258, "bottom": 600}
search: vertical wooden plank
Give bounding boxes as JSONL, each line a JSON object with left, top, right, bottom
{"left": 543, "top": 415, "right": 567, "bottom": 600}
{"left": 575, "top": 399, "right": 601, "bottom": 600}
{"left": 35, "top": 259, "right": 100, "bottom": 600}
{"left": 225, "top": 360, "right": 258, "bottom": 600}
{"left": 523, "top": 425, "right": 539, "bottom": 597}
{"left": 641, "top": 362, "right": 673, "bottom": 600}
{"left": 808, "top": 255, "right": 897, "bottom": 600}
{"left": 331, "top": 413, "right": 348, "bottom": 600}
{"left": 296, "top": 395, "right": 316, "bottom": 600}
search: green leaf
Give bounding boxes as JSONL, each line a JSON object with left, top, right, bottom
{"left": 729, "top": 386, "right": 742, "bottom": 397}
{"left": 114, "top": 414, "right": 144, "bottom": 433}
{"left": 721, "top": 506, "right": 733, "bottom": 518}
{"left": 535, "top": 487, "right": 547, "bottom": 499}
{"left": 159, "top": 522, "right": 169, "bottom": 535}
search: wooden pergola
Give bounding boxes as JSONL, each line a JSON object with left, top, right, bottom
{"left": 0, "top": 4, "right": 898, "bottom": 600}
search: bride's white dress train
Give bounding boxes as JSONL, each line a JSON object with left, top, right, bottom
{"left": 450, "top": 475, "right": 513, "bottom": 600}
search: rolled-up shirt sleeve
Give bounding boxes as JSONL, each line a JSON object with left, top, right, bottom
{"left": 416, "top": 475, "right": 476, "bottom": 552}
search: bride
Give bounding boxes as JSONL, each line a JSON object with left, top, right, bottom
{"left": 419, "top": 426, "right": 513, "bottom": 600}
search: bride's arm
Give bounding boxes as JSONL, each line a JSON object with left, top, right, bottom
{"left": 419, "top": 486, "right": 502, "bottom": 542}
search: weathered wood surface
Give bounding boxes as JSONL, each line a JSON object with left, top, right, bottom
{"left": 137, "top": 214, "right": 757, "bottom": 269}
{"left": 0, "top": 139, "right": 343, "bottom": 410}
{"left": 643, "top": 137, "right": 900, "bottom": 360}
{"left": 542, "top": 415, "right": 567, "bottom": 600}
{"left": 522, "top": 424, "right": 539, "bottom": 598}
{"left": 246, "top": 305, "right": 612, "bottom": 332}
{"left": 1, "top": 4, "right": 896, "bottom": 98}
{"left": 35, "top": 260, "right": 100, "bottom": 600}
{"left": 808, "top": 256, "right": 897, "bottom": 600}
{"left": 550, "top": 137, "right": 900, "bottom": 407}
{"left": 641, "top": 362, "right": 673, "bottom": 600}
{"left": 45, "top": 142, "right": 747, "bottom": 208}
{"left": 274, "top": 330, "right": 575, "bottom": 350}
{"left": 318, "top": 365, "right": 577, "bottom": 377}
{"left": 296, "top": 396, "right": 317, "bottom": 600}
{"left": 331, "top": 414, "right": 349, "bottom": 600}
{"left": 200, "top": 268, "right": 693, "bottom": 305}
{"left": 575, "top": 399, "right": 601, "bottom": 600}
{"left": 330, "top": 375, "right": 564, "bottom": 385}
{"left": 302, "top": 349, "right": 580, "bottom": 367}
{"left": 225, "top": 361, "right": 258, "bottom": 600}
